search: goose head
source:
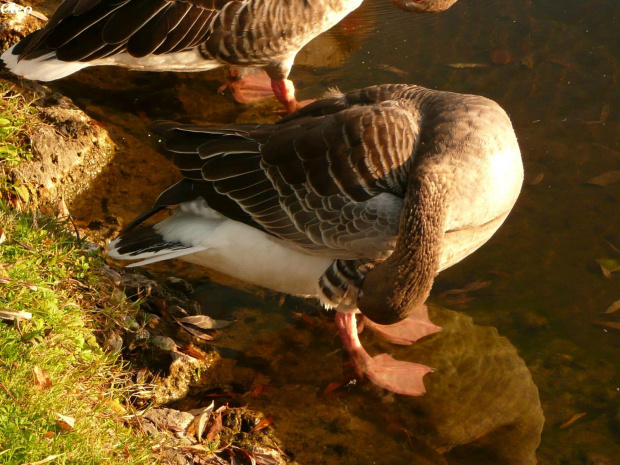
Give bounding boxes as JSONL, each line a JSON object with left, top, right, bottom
{"left": 357, "top": 177, "right": 445, "bottom": 325}
{"left": 392, "top": 0, "right": 459, "bottom": 14}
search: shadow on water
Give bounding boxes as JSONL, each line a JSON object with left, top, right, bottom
{"left": 42, "top": 0, "right": 620, "bottom": 463}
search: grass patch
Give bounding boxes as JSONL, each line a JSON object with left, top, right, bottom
{"left": 0, "top": 208, "right": 157, "bottom": 464}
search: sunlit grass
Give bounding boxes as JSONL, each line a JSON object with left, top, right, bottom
{"left": 0, "top": 207, "right": 157, "bottom": 465}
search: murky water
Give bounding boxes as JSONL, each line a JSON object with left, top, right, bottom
{"left": 46, "top": 0, "right": 620, "bottom": 463}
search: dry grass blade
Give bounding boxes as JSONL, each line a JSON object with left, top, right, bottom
{"left": 604, "top": 299, "right": 620, "bottom": 314}
{"left": 560, "top": 412, "right": 586, "bottom": 429}
{"left": 22, "top": 454, "right": 64, "bottom": 465}
{"left": 446, "top": 63, "right": 489, "bottom": 68}
{"left": 588, "top": 170, "right": 620, "bottom": 186}
{"left": 33, "top": 366, "right": 52, "bottom": 390}
{"left": 179, "top": 315, "right": 234, "bottom": 330}
{"left": 0, "top": 308, "right": 32, "bottom": 320}
{"left": 0, "top": 277, "right": 38, "bottom": 290}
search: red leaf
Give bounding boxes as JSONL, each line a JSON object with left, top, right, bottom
{"left": 252, "top": 415, "right": 274, "bottom": 432}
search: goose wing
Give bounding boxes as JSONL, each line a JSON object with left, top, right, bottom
{"left": 146, "top": 88, "right": 421, "bottom": 259}
{"left": 13, "top": 0, "right": 223, "bottom": 62}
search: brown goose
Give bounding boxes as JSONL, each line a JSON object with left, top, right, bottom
{"left": 107, "top": 83, "right": 524, "bottom": 395}
{"left": 1, "top": 0, "right": 458, "bottom": 112}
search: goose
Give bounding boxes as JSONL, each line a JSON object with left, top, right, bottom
{"left": 1, "top": 0, "right": 459, "bottom": 112}
{"left": 107, "top": 83, "right": 524, "bottom": 395}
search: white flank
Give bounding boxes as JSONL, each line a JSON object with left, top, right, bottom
{"left": 108, "top": 200, "right": 332, "bottom": 298}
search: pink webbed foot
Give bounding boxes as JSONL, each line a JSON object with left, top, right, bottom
{"left": 219, "top": 69, "right": 275, "bottom": 104}
{"left": 334, "top": 312, "right": 432, "bottom": 396}
{"left": 362, "top": 305, "right": 441, "bottom": 345}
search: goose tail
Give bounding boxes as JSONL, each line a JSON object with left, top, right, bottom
{"left": 1, "top": 43, "right": 91, "bottom": 81}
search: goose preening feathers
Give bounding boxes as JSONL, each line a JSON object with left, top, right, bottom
{"left": 108, "top": 83, "right": 523, "bottom": 395}
{"left": 1, "top": 0, "right": 459, "bottom": 112}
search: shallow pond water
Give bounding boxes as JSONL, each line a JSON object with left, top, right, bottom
{"left": 44, "top": 0, "right": 620, "bottom": 463}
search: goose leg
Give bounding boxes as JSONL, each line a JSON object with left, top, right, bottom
{"left": 361, "top": 305, "right": 441, "bottom": 346}
{"left": 334, "top": 312, "right": 432, "bottom": 396}
{"left": 271, "top": 78, "right": 299, "bottom": 114}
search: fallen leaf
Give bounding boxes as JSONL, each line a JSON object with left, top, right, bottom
{"left": 323, "top": 380, "right": 347, "bottom": 399}
{"left": 57, "top": 198, "right": 70, "bottom": 218}
{"left": 583, "top": 103, "right": 611, "bottom": 125}
{"left": 594, "top": 320, "right": 620, "bottom": 330}
{"left": 605, "top": 299, "right": 620, "bottom": 314}
{"left": 252, "top": 415, "right": 274, "bottom": 432}
{"left": 248, "top": 385, "right": 270, "bottom": 397}
{"left": 27, "top": 9, "right": 49, "bottom": 21}
{"left": 194, "top": 401, "right": 215, "bottom": 442}
{"left": 560, "top": 412, "right": 586, "bottom": 429}
{"left": 446, "top": 63, "right": 489, "bottom": 68}
{"left": 529, "top": 173, "right": 544, "bottom": 185}
{"left": 490, "top": 48, "right": 512, "bottom": 65}
{"left": 588, "top": 170, "right": 620, "bottom": 187}
{"left": 54, "top": 413, "right": 75, "bottom": 432}
{"left": 179, "top": 343, "right": 208, "bottom": 360}
{"left": 179, "top": 315, "right": 234, "bottom": 330}
{"left": 596, "top": 258, "right": 620, "bottom": 278}
{"left": 440, "top": 279, "right": 491, "bottom": 296}
{"left": 176, "top": 320, "right": 214, "bottom": 341}
{"left": 33, "top": 366, "right": 52, "bottom": 390}
{"left": 23, "top": 454, "right": 64, "bottom": 465}
{"left": 206, "top": 412, "right": 223, "bottom": 441}
{"left": 0, "top": 308, "right": 32, "bottom": 321}
{"left": 43, "top": 431, "right": 55, "bottom": 439}
{"left": 0, "top": 230, "right": 5, "bottom": 244}
{"left": 521, "top": 54, "right": 535, "bottom": 69}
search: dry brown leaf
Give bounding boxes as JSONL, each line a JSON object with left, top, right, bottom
{"left": 179, "top": 315, "right": 234, "bottom": 330}
{"left": 33, "top": 366, "right": 52, "bottom": 390}
{"left": 54, "top": 413, "right": 75, "bottom": 432}
{"left": 252, "top": 415, "right": 274, "bottom": 432}
{"left": 179, "top": 343, "right": 208, "bottom": 360}
{"left": 23, "top": 454, "right": 64, "bottom": 465}
{"left": 206, "top": 412, "right": 223, "bottom": 441}
{"left": 588, "top": 170, "right": 620, "bottom": 187}
{"left": 594, "top": 320, "right": 620, "bottom": 330}
{"left": 43, "top": 431, "right": 55, "bottom": 439}
{"left": 560, "top": 412, "right": 586, "bottom": 429}
{"left": 604, "top": 299, "right": 620, "bottom": 314}
{"left": 583, "top": 103, "right": 611, "bottom": 125}
{"left": 529, "top": 173, "right": 544, "bottom": 185}
{"left": 441, "top": 280, "right": 491, "bottom": 296}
